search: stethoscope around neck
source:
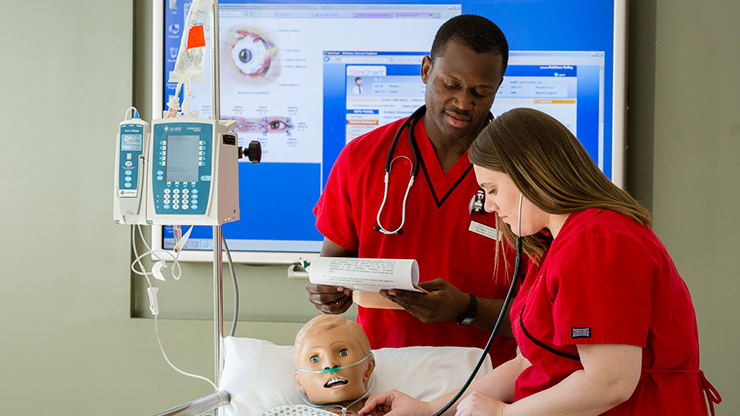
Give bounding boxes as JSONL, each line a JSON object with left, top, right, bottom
{"left": 373, "top": 105, "right": 426, "bottom": 235}
{"left": 374, "top": 105, "right": 493, "bottom": 235}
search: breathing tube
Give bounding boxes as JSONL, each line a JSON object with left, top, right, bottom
{"left": 294, "top": 352, "right": 374, "bottom": 375}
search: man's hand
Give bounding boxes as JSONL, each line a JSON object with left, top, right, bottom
{"left": 380, "top": 278, "right": 469, "bottom": 323}
{"left": 305, "top": 284, "right": 353, "bottom": 314}
{"left": 306, "top": 238, "right": 358, "bottom": 314}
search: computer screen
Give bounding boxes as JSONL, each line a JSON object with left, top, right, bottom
{"left": 151, "top": 0, "right": 627, "bottom": 263}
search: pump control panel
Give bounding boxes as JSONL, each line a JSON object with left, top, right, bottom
{"left": 147, "top": 118, "right": 239, "bottom": 226}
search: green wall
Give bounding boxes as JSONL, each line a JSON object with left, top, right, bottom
{"left": 0, "top": 0, "right": 737, "bottom": 414}
{"left": 627, "top": 1, "right": 740, "bottom": 413}
{"left": 648, "top": 1, "right": 740, "bottom": 412}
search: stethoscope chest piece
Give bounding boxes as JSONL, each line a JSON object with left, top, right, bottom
{"left": 469, "top": 188, "right": 486, "bottom": 215}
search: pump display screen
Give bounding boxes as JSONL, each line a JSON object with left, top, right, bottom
{"left": 121, "top": 134, "right": 142, "bottom": 151}
{"left": 165, "top": 135, "right": 200, "bottom": 183}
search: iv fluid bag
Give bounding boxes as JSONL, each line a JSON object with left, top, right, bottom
{"left": 169, "top": 0, "right": 213, "bottom": 84}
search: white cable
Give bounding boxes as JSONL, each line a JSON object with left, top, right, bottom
{"left": 132, "top": 226, "right": 152, "bottom": 287}
{"left": 131, "top": 248, "right": 182, "bottom": 280}
{"left": 137, "top": 224, "right": 163, "bottom": 261}
{"left": 221, "top": 234, "right": 240, "bottom": 337}
{"left": 154, "top": 314, "right": 221, "bottom": 395}
{"left": 123, "top": 106, "right": 137, "bottom": 120}
{"left": 131, "top": 225, "right": 223, "bottom": 399}
{"left": 131, "top": 225, "right": 186, "bottom": 281}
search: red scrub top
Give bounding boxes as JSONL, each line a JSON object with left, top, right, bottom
{"left": 314, "top": 115, "right": 518, "bottom": 368}
{"left": 511, "top": 208, "right": 720, "bottom": 415}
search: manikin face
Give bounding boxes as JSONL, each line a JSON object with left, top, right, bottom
{"left": 473, "top": 165, "right": 549, "bottom": 236}
{"left": 294, "top": 324, "right": 374, "bottom": 405}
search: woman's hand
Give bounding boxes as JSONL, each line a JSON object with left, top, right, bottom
{"left": 455, "top": 391, "right": 508, "bottom": 416}
{"left": 358, "top": 390, "right": 432, "bottom": 416}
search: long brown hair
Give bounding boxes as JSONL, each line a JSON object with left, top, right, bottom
{"left": 469, "top": 108, "right": 651, "bottom": 261}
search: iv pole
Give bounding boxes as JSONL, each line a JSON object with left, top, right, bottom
{"left": 210, "top": 0, "right": 226, "bottom": 397}
{"left": 151, "top": 1, "right": 231, "bottom": 415}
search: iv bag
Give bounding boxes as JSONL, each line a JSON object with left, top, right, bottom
{"left": 170, "top": 0, "right": 213, "bottom": 85}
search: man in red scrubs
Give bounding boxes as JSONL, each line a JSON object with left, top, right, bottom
{"left": 307, "top": 15, "right": 519, "bottom": 368}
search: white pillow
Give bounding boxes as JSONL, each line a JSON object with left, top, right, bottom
{"left": 220, "top": 336, "right": 493, "bottom": 416}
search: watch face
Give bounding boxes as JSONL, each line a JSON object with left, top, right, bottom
{"left": 459, "top": 316, "right": 474, "bottom": 325}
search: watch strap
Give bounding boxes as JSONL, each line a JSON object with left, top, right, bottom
{"left": 455, "top": 294, "right": 477, "bottom": 325}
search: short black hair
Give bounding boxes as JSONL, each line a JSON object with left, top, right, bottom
{"left": 430, "top": 14, "right": 509, "bottom": 73}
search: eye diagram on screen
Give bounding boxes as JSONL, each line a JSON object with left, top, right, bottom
{"left": 228, "top": 29, "right": 278, "bottom": 78}
{"left": 224, "top": 115, "right": 295, "bottom": 136}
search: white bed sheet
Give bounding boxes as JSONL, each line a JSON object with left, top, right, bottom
{"left": 220, "top": 336, "right": 494, "bottom": 415}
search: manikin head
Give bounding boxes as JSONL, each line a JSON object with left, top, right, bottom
{"left": 293, "top": 315, "right": 375, "bottom": 406}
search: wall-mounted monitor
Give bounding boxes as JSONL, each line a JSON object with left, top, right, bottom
{"left": 151, "top": 0, "right": 627, "bottom": 264}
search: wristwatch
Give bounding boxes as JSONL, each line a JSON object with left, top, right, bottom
{"left": 455, "top": 294, "right": 477, "bottom": 325}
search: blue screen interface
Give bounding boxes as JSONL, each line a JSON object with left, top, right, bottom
{"left": 162, "top": 0, "right": 618, "bottom": 256}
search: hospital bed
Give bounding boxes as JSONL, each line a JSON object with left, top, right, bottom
{"left": 153, "top": 334, "right": 493, "bottom": 415}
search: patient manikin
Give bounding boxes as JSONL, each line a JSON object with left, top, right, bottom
{"left": 263, "top": 315, "right": 376, "bottom": 416}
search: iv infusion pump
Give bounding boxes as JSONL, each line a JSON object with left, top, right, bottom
{"left": 114, "top": 114, "right": 243, "bottom": 227}
{"left": 146, "top": 118, "right": 239, "bottom": 226}
{"left": 114, "top": 116, "right": 149, "bottom": 225}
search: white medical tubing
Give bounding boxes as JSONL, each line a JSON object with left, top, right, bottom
{"left": 222, "top": 233, "right": 240, "bottom": 337}
{"left": 130, "top": 226, "right": 221, "bottom": 399}
{"left": 155, "top": 314, "right": 221, "bottom": 394}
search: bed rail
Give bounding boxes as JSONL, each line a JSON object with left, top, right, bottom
{"left": 151, "top": 391, "right": 230, "bottom": 416}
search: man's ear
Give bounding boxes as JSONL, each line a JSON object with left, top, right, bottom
{"left": 294, "top": 371, "right": 306, "bottom": 395}
{"left": 420, "top": 55, "right": 432, "bottom": 85}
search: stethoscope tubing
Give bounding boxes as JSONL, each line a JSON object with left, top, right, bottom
{"left": 384, "top": 105, "right": 426, "bottom": 176}
{"left": 432, "top": 195, "right": 525, "bottom": 416}
{"left": 431, "top": 236, "right": 522, "bottom": 416}
{"left": 376, "top": 105, "right": 495, "bottom": 235}
{"left": 375, "top": 105, "right": 426, "bottom": 235}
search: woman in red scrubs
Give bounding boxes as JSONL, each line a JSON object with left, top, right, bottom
{"left": 360, "top": 107, "right": 721, "bottom": 416}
